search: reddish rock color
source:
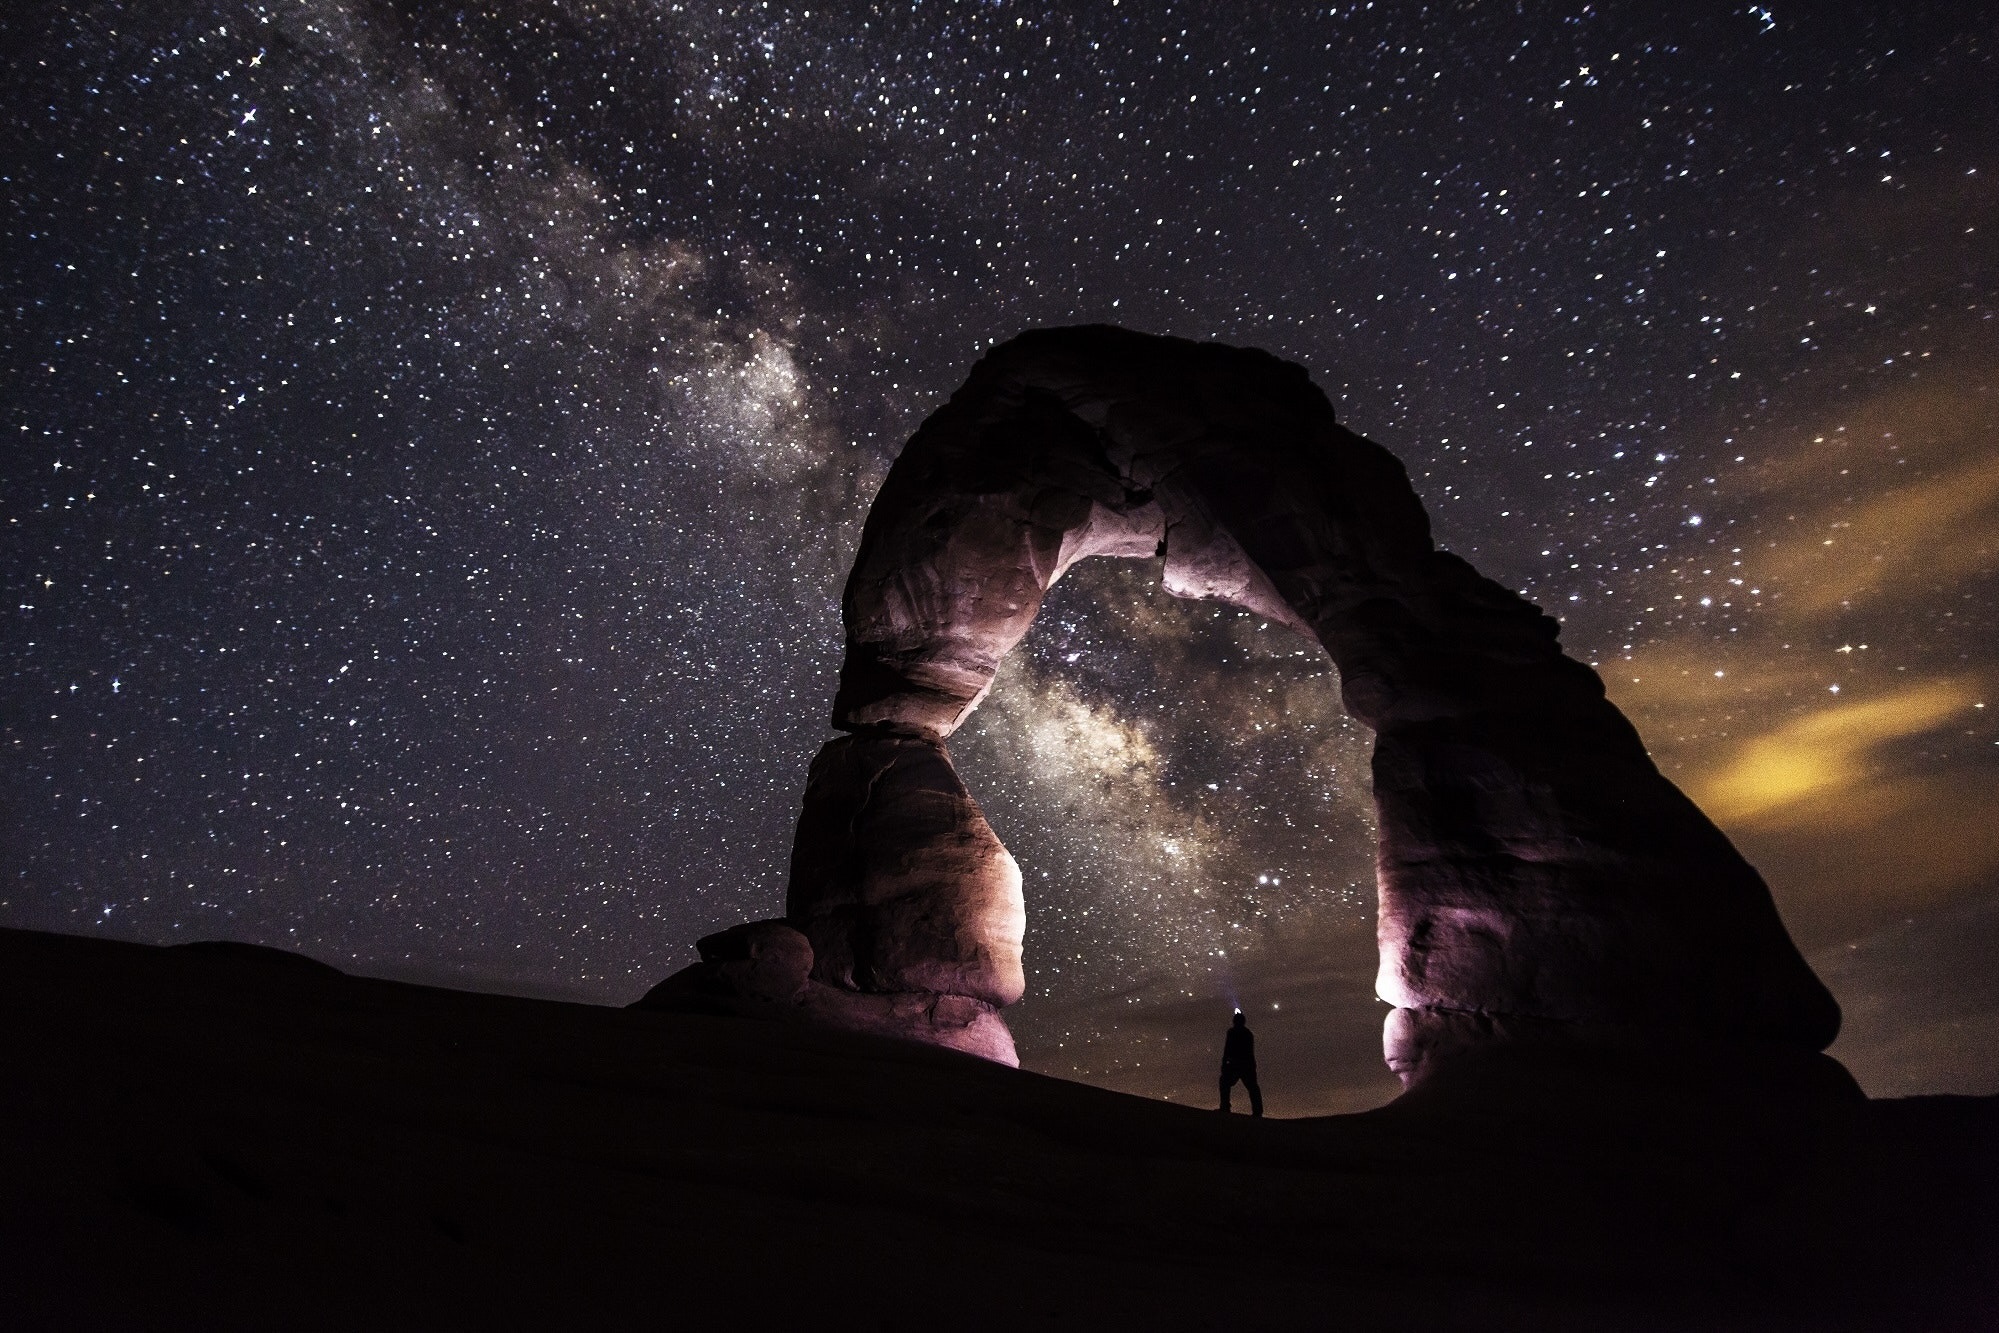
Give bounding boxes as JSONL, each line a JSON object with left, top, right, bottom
{"left": 634, "top": 918, "right": 1016, "bottom": 1064}
{"left": 650, "top": 325, "right": 1839, "bottom": 1078}
{"left": 785, "top": 734, "right": 1024, "bottom": 1009}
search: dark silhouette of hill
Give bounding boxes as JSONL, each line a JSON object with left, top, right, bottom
{"left": 2, "top": 925, "right": 1993, "bottom": 1330}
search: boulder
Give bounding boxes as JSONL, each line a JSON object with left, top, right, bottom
{"left": 632, "top": 919, "right": 1017, "bottom": 1065}
{"left": 636, "top": 920, "right": 814, "bottom": 1015}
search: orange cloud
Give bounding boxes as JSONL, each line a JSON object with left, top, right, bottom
{"left": 1689, "top": 680, "right": 1978, "bottom": 825}
{"left": 1717, "top": 364, "right": 1999, "bottom": 619}
{"left": 1750, "top": 451, "right": 1999, "bottom": 617}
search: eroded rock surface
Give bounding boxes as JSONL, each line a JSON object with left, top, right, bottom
{"left": 633, "top": 918, "right": 1016, "bottom": 1064}
{"left": 786, "top": 734, "right": 1025, "bottom": 1008}
{"left": 651, "top": 324, "right": 1839, "bottom": 1078}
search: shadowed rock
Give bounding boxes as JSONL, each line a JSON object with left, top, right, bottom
{"left": 649, "top": 325, "right": 1840, "bottom": 1080}
{"left": 10, "top": 925, "right": 1996, "bottom": 1329}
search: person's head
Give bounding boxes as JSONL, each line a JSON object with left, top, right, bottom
{"left": 1232, "top": 1010, "right": 1246, "bottom": 1027}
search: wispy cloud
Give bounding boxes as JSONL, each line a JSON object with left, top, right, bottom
{"left": 1605, "top": 357, "right": 1999, "bottom": 945}
{"left": 1689, "top": 679, "right": 1977, "bottom": 824}
{"left": 1739, "top": 376, "right": 1999, "bottom": 617}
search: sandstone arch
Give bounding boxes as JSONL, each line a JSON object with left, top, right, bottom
{"left": 644, "top": 326, "right": 1839, "bottom": 1080}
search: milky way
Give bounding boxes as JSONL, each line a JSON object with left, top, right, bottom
{"left": 5, "top": 2, "right": 1996, "bottom": 1111}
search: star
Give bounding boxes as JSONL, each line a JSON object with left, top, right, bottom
{"left": 0, "top": 0, "right": 1991, "bottom": 1111}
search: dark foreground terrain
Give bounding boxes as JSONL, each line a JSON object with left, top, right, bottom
{"left": 3, "top": 927, "right": 1994, "bottom": 1331}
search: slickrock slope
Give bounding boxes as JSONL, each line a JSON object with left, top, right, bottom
{"left": 3, "top": 927, "right": 1994, "bottom": 1331}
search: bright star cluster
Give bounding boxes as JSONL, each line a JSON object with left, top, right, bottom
{"left": 4, "top": 2, "right": 1995, "bottom": 1111}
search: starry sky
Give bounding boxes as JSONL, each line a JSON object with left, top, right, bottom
{"left": 5, "top": 1, "right": 1996, "bottom": 1113}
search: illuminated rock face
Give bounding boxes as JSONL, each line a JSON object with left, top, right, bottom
{"left": 650, "top": 325, "right": 1839, "bottom": 1078}
{"left": 785, "top": 734, "right": 1025, "bottom": 1010}
{"left": 634, "top": 918, "right": 1017, "bottom": 1064}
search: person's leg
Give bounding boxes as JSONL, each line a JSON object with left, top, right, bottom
{"left": 1245, "top": 1072, "right": 1263, "bottom": 1117}
{"left": 1218, "top": 1070, "right": 1234, "bottom": 1112}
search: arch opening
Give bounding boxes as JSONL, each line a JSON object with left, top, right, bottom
{"left": 643, "top": 326, "right": 1839, "bottom": 1083}
{"left": 944, "top": 557, "right": 1384, "bottom": 1101}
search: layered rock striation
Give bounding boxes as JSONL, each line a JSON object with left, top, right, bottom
{"left": 644, "top": 325, "right": 1839, "bottom": 1080}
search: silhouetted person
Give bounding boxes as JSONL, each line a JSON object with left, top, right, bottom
{"left": 1218, "top": 1010, "right": 1263, "bottom": 1116}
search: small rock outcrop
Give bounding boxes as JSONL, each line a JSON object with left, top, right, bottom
{"left": 645, "top": 325, "right": 1840, "bottom": 1080}
{"left": 632, "top": 918, "right": 1016, "bottom": 1063}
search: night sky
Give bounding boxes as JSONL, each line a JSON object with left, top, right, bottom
{"left": 5, "top": 1, "right": 1996, "bottom": 1113}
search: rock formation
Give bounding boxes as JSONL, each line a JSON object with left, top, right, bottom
{"left": 638, "top": 736, "right": 1023, "bottom": 1063}
{"left": 642, "top": 324, "right": 1840, "bottom": 1081}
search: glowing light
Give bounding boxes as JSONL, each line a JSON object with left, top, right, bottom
{"left": 1751, "top": 430, "right": 1999, "bottom": 615}
{"left": 1694, "top": 680, "right": 1975, "bottom": 823}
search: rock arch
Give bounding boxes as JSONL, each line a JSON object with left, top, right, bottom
{"left": 643, "top": 326, "right": 1839, "bottom": 1081}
